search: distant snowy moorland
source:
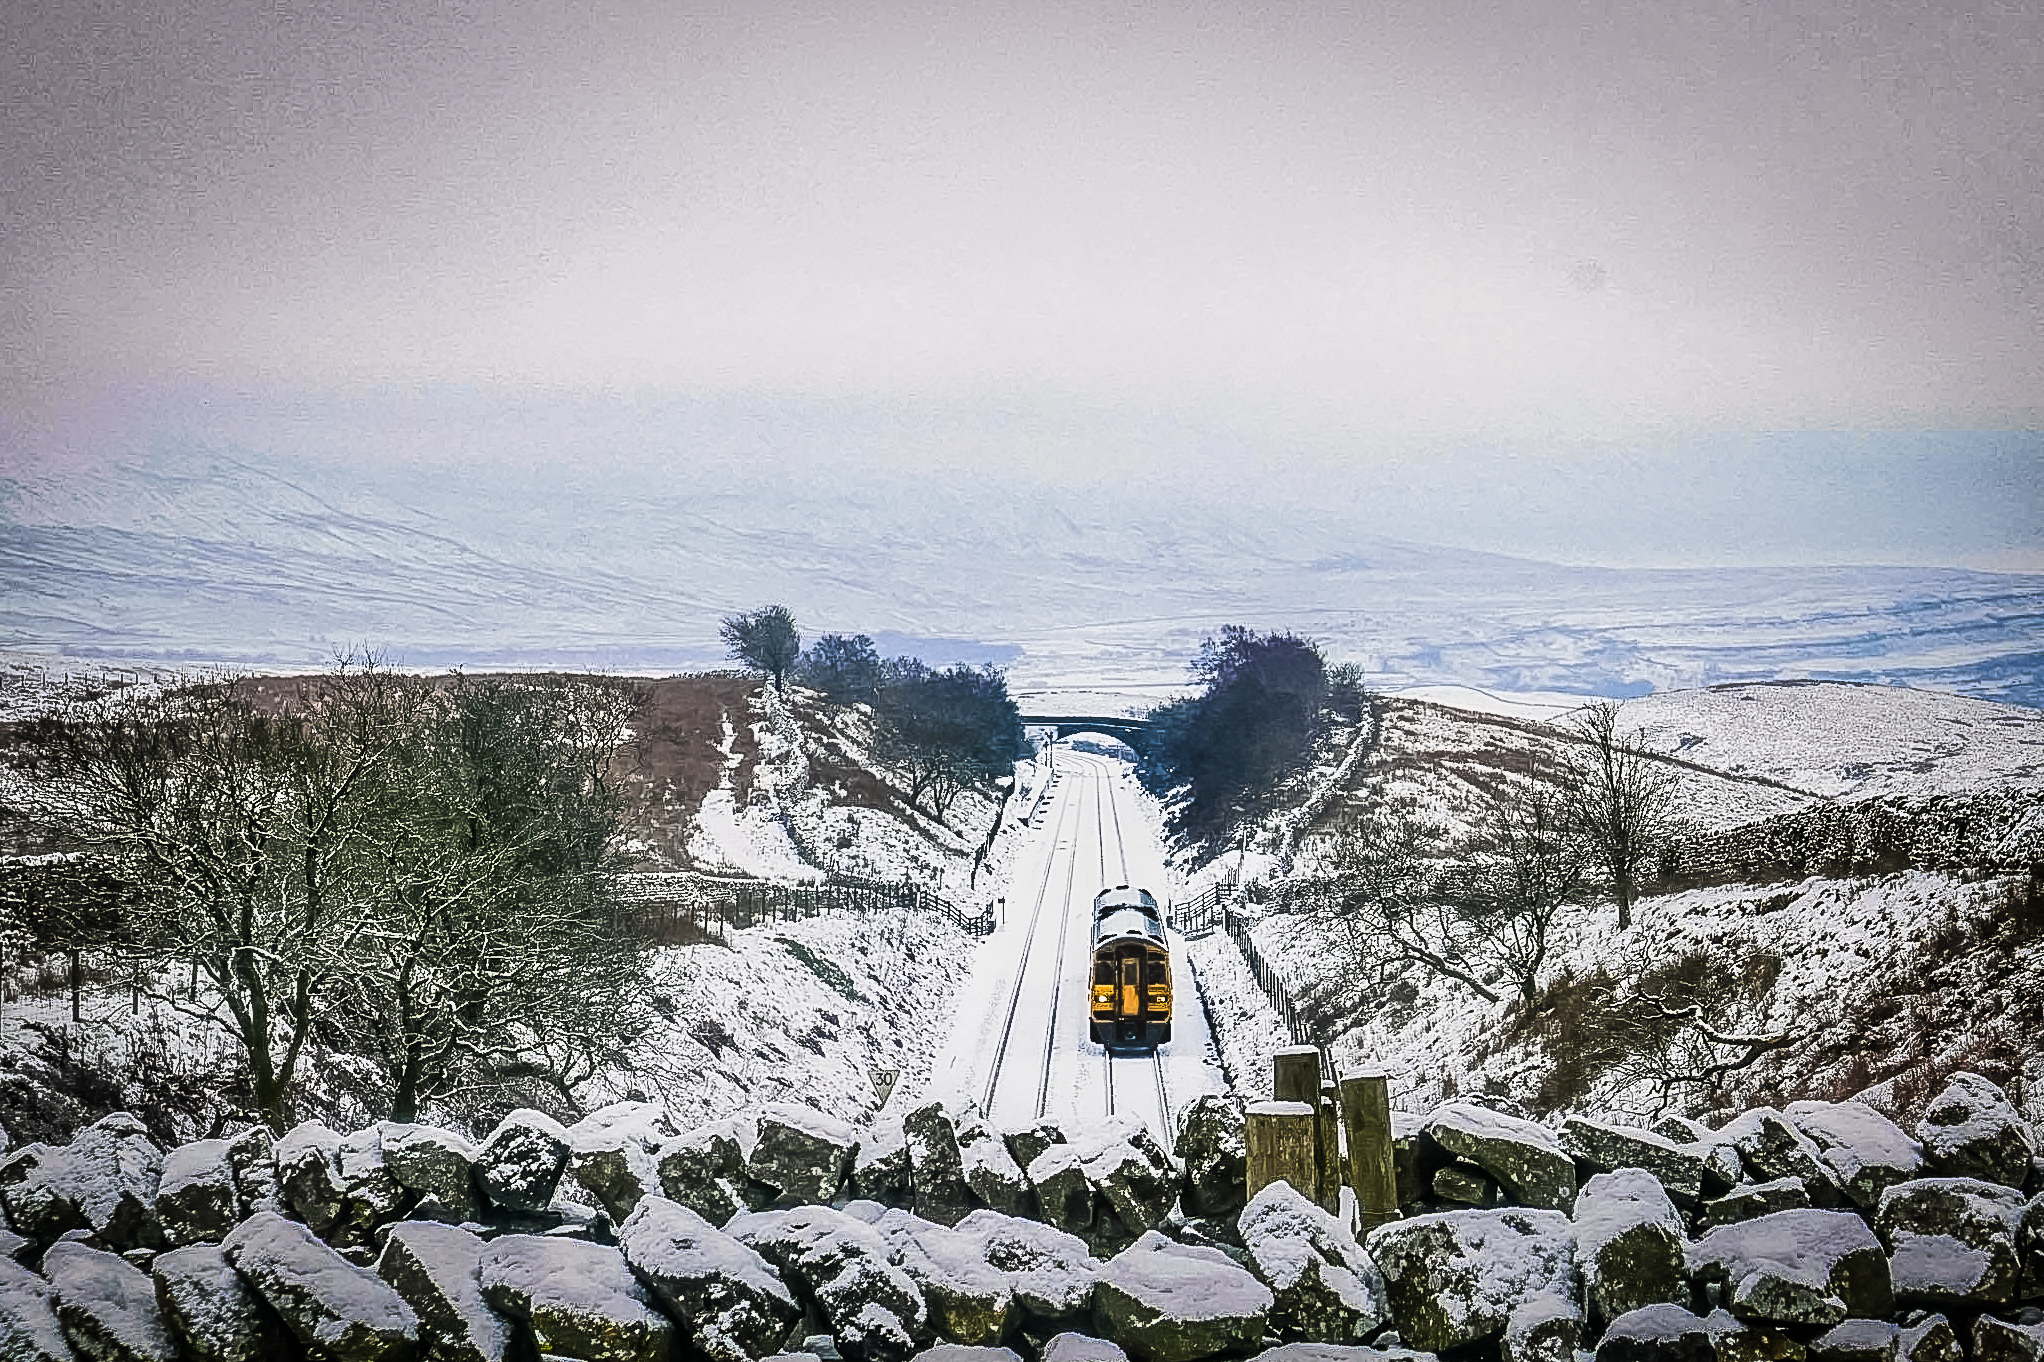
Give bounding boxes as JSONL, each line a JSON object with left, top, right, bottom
{"left": 4, "top": 446, "right": 2039, "bottom": 706}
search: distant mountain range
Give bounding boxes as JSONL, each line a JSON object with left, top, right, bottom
{"left": 4, "top": 446, "right": 2039, "bottom": 706}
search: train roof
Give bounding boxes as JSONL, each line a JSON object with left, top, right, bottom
{"left": 1091, "top": 885, "right": 1160, "bottom": 915}
{"left": 1091, "top": 885, "right": 1166, "bottom": 947}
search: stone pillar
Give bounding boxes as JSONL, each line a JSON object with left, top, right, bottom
{"left": 1316, "top": 1080, "right": 1343, "bottom": 1213}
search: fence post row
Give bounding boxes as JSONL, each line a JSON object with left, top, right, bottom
{"left": 620, "top": 872, "right": 989, "bottom": 942}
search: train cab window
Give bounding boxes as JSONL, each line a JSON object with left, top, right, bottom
{"left": 1146, "top": 957, "right": 1166, "bottom": 984}
{"left": 1095, "top": 959, "right": 1114, "bottom": 984}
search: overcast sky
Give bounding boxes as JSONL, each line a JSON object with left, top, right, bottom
{"left": 3, "top": 0, "right": 2040, "bottom": 567}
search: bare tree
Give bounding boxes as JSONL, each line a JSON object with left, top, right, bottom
{"left": 16, "top": 662, "right": 656, "bottom": 1129}
{"left": 335, "top": 672, "right": 650, "bottom": 1122}
{"left": 1299, "top": 795, "right": 1503, "bottom": 1004}
{"left": 1558, "top": 700, "right": 1681, "bottom": 929}
{"left": 1455, "top": 781, "right": 1593, "bottom": 1003}
{"left": 720, "top": 605, "right": 802, "bottom": 692}
{"left": 16, "top": 661, "right": 418, "bottom": 1131}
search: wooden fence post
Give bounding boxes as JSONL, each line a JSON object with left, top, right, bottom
{"left": 1245, "top": 1100, "right": 1318, "bottom": 1203}
{"left": 1340, "top": 1072, "right": 1400, "bottom": 1234}
{"left": 1270, "top": 1045, "right": 1323, "bottom": 1204}
{"left": 1271, "top": 1045, "right": 1320, "bottom": 1103}
{"left": 1316, "top": 1079, "right": 1342, "bottom": 1213}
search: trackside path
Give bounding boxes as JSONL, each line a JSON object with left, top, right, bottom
{"left": 930, "top": 748, "right": 1227, "bottom": 1148}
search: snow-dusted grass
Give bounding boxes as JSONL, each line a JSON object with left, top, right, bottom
{"left": 1620, "top": 681, "right": 2044, "bottom": 799}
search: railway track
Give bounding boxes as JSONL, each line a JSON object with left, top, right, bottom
{"left": 979, "top": 767, "right": 1086, "bottom": 1115}
{"left": 970, "top": 748, "right": 1187, "bottom": 1145}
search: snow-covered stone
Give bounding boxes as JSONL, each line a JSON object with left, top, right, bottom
{"left": 0, "top": 1257, "right": 73, "bottom": 1362}
{"left": 1874, "top": 1176, "right": 2026, "bottom": 1308}
{"left": 874, "top": 1207, "right": 1014, "bottom": 1345}
{"left": 1898, "top": 1313, "right": 1963, "bottom": 1362}
{"left": 1973, "top": 1314, "right": 2044, "bottom": 1362}
{"left": 1095, "top": 1237, "right": 1274, "bottom": 1362}
{"left": 1558, "top": 1118, "right": 1707, "bottom": 1206}
{"left": 0, "top": 1143, "right": 82, "bottom": 1243}
{"left": 221, "top": 1210, "right": 422, "bottom": 1361}
{"left": 658, "top": 1122, "right": 751, "bottom": 1226}
{"left": 1237, "top": 1180, "right": 1389, "bottom": 1343}
{"left": 1075, "top": 1119, "right": 1181, "bottom": 1239}
{"left": 1176, "top": 1096, "right": 1246, "bottom": 1221}
{"left": 617, "top": 1194, "right": 800, "bottom": 1362}
{"left": 1500, "top": 1286, "right": 1580, "bottom": 1362}
{"left": 1593, "top": 1303, "right": 1712, "bottom": 1362}
{"left": 1811, "top": 1318, "right": 1901, "bottom": 1362}
{"left": 1698, "top": 1306, "right": 1804, "bottom": 1362}
{"left": 5, "top": 1115, "right": 166, "bottom": 1251}
{"left": 956, "top": 1117, "right": 1030, "bottom": 1218}
{"left": 730, "top": 1203, "right": 927, "bottom": 1361}
{"left": 381, "top": 1123, "right": 481, "bottom": 1224}
{"left": 275, "top": 1120, "right": 352, "bottom": 1240}
{"left": 477, "top": 1232, "right": 673, "bottom": 1362}
{"left": 337, "top": 1124, "right": 407, "bottom": 1237}
{"left": 1244, "top": 1348, "right": 1441, "bottom": 1362}
{"left": 1786, "top": 1101, "right": 1928, "bottom": 1212}
{"left": 1915, "top": 1074, "right": 2037, "bottom": 1190}
{"left": 43, "top": 1238, "right": 177, "bottom": 1362}
{"left": 151, "top": 1242, "right": 295, "bottom": 1362}
{"left": 1364, "top": 1207, "right": 1576, "bottom": 1354}
{"left": 905, "top": 1101, "right": 976, "bottom": 1229}
{"left": 955, "top": 1209, "right": 1096, "bottom": 1328}
{"left": 1571, "top": 1168, "right": 1686, "bottom": 1327}
{"left": 1702, "top": 1177, "right": 1812, "bottom": 1229}
{"left": 910, "top": 1348, "right": 1020, "bottom": 1362}
{"left": 474, "top": 1110, "right": 571, "bottom": 1215}
{"left": 852, "top": 1121, "right": 912, "bottom": 1207}
{"left": 1719, "top": 1108, "right": 1843, "bottom": 1205}
{"left": 1028, "top": 1144, "right": 1095, "bottom": 1234}
{"left": 221, "top": 1125, "right": 278, "bottom": 1220}
{"left": 568, "top": 1103, "right": 674, "bottom": 1222}
{"left": 1421, "top": 1104, "right": 1575, "bottom": 1213}
{"left": 1432, "top": 1164, "right": 1498, "bottom": 1206}
{"left": 375, "top": 1220, "right": 514, "bottom": 1362}
{"left": 1002, "top": 1121, "right": 1068, "bottom": 1180}
{"left": 1687, "top": 1208, "right": 1893, "bottom": 1327}
{"left": 154, "top": 1137, "right": 238, "bottom": 1247}
{"left": 747, "top": 1103, "right": 858, "bottom": 1207}
{"left": 1042, "top": 1334, "right": 1129, "bottom": 1362}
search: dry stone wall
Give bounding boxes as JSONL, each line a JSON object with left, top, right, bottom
{"left": 0, "top": 1077, "right": 2040, "bottom": 1362}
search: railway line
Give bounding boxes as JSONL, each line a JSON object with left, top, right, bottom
{"left": 946, "top": 743, "right": 1219, "bottom": 1149}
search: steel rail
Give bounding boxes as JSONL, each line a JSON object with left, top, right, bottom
{"left": 980, "top": 764, "right": 1084, "bottom": 1115}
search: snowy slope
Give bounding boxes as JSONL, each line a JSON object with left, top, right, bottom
{"left": 1200, "top": 683, "right": 2044, "bottom": 1126}
{"left": 1618, "top": 680, "right": 2044, "bottom": 798}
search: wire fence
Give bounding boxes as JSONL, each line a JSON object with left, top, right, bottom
{"left": 615, "top": 871, "right": 994, "bottom": 946}
{"left": 1174, "top": 882, "right": 1311, "bottom": 1046}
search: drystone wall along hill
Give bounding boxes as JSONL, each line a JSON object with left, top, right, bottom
{"left": 2, "top": 1074, "right": 2041, "bottom": 1362}
{"left": 1655, "top": 786, "right": 2044, "bottom": 891}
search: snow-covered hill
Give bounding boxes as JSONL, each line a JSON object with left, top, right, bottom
{"left": 7, "top": 445, "right": 2041, "bottom": 705}
{"left": 1201, "top": 682, "right": 2044, "bottom": 1129}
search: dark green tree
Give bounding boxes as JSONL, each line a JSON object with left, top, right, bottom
{"left": 1137, "top": 626, "right": 1329, "bottom": 847}
{"left": 873, "top": 660, "right": 1026, "bottom": 821}
{"left": 797, "top": 633, "right": 883, "bottom": 704}
{"left": 719, "top": 605, "right": 802, "bottom": 691}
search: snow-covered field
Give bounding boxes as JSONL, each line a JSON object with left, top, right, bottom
{"left": 1619, "top": 679, "right": 2044, "bottom": 798}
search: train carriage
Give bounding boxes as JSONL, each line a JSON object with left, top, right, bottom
{"left": 1089, "top": 885, "right": 1172, "bottom": 1048}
